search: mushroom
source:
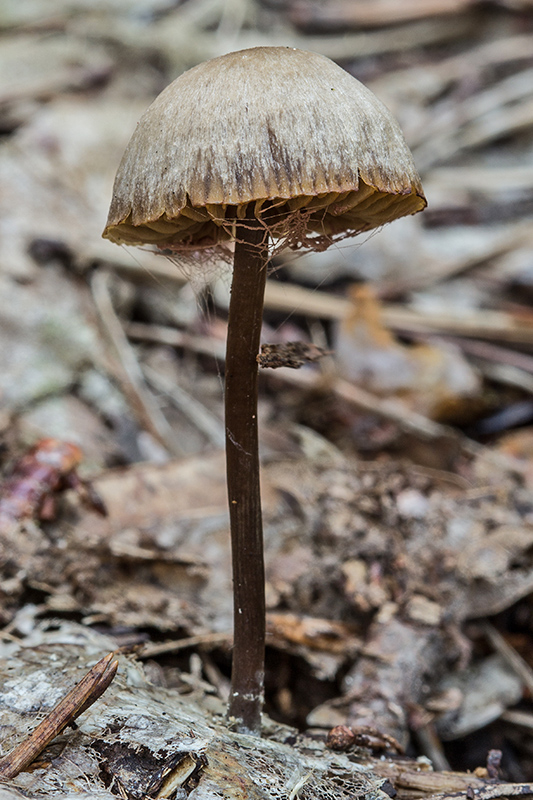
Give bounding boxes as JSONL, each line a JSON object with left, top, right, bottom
{"left": 103, "top": 46, "right": 426, "bottom": 735}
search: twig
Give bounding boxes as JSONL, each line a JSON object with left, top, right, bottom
{"left": 126, "top": 322, "right": 225, "bottom": 361}
{"left": 290, "top": 0, "right": 474, "bottom": 29}
{"left": 482, "top": 622, "right": 533, "bottom": 696}
{"left": 91, "top": 270, "right": 183, "bottom": 457}
{"left": 0, "top": 653, "right": 118, "bottom": 781}
{"left": 139, "top": 631, "right": 231, "bottom": 659}
{"left": 476, "top": 363, "right": 533, "bottom": 395}
{"left": 216, "top": 0, "right": 250, "bottom": 48}
{"left": 413, "top": 66, "right": 533, "bottom": 148}
{"left": 151, "top": 14, "right": 476, "bottom": 67}
{"left": 452, "top": 337, "right": 533, "bottom": 393}
{"left": 414, "top": 67, "right": 533, "bottom": 169}
{"left": 142, "top": 364, "right": 225, "bottom": 449}
{"left": 282, "top": 367, "right": 466, "bottom": 443}
{"left": 371, "top": 34, "right": 533, "bottom": 110}
{"left": 377, "top": 222, "right": 533, "bottom": 298}
{"left": 84, "top": 241, "right": 188, "bottom": 287}
{"left": 93, "top": 230, "right": 533, "bottom": 341}
{"left": 429, "top": 783, "right": 533, "bottom": 799}
{"left": 263, "top": 279, "right": 533, "bottom": 345}
{"left": 501, "top": 709, "right": 533, "bottom": 731}
{"left": 386, "top": 306, "right": 533, "bottom": 345}
{"left": 414, "top": 722, "right": 451, "bottom": 772}
{"left": 124, "top": 319, "right": 528, "bottom": 470}
{"left": 426, "top": 164, "right": 533, "bottom": 194}
{"left": 275, "top": 368, "right": 533, "bottom": 478}
{"left": 124, "top": 319, "right": 456, "bottom": 442}
{"left": 446, "top": 338, "right": 533, "bottom": 375}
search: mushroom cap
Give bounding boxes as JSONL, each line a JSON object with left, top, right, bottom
{"left": 103, "top": 46, "right": 426, "bottom": 251}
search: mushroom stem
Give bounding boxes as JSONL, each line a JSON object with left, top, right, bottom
{"left": 225, "top": 212, "right": 268, "bottom": 735}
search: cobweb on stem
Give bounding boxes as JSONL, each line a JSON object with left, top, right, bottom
{"left": 152, "top": 202, "right": 371, "bottom": 293}
{"left": 160, "top": 243, "right": 234, "bottom": 296}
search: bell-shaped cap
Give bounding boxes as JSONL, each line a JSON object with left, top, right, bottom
{"left": 103, "top": 46, "right": 426, "bottom": 251}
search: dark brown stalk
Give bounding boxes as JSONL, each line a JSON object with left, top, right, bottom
{"left": 225, "top": 211, "right": 268, "bottom": 734}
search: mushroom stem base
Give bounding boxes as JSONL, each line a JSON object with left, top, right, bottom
{"left": 225, "top": 215, "right": 268, "bottom": 735}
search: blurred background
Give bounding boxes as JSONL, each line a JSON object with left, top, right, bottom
{"left": 1, "top": 0, "right": 533, "bottom": 468}
{"left": 2, "top": 0, "right": 533, "bottom": 784}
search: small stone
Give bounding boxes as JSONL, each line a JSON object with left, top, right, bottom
{"left": 326, "top": 725, "right": 355, "bottom": 751}
{"left": 405, "top": 595, "right": 443, "bottom": 626}
{"left": 396, "top": 489, "right": 429, "bottom": 519}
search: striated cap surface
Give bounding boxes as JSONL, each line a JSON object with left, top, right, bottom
{"left": 103, "top": 46, "right": 426, "bottom": 251}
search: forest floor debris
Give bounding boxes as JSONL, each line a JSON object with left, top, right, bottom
{"left": 1, "top": 0, "right": 533, "bottom": 795}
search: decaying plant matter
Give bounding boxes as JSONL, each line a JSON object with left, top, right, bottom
{"left": 3, "top": 622, "right": 533, "bottom": 800}
{"left": 2, "top": 0, "right": 533, "bottom": 791}
{"left": 0, "top": 652, "right": 118, "bottom": 781}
